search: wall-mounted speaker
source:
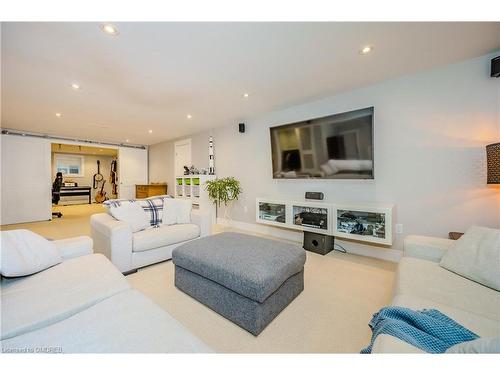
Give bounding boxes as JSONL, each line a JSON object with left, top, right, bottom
{"left": 491, "top": 56, "right": 500, "bottom": 78}
{"left": 303, "top": 231, "right": 334, "bottom": 255}
{"left": 238, "top": 123, "right": 245, "bottom": 133}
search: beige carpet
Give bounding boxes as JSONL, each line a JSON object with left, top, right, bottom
{"left": 0, "top": 204, "right": 106, "bottom": 239}
{"left": 1, "top": 205, "right": 397, "bottom": 353}
{"left": 128, "top": 247, "right": 395, "bottom": 353}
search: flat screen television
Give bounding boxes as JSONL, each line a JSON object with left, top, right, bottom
{"left": 270, "top": 107, "right": 374, "bottom": 179}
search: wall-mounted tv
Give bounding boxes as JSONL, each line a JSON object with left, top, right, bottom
{"left": 270, "top": 107, "right": 374, "bottom": 179}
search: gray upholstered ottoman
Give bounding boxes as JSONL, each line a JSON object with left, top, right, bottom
{"left": 172, "top": 232, "right": 306, "bottom": 336}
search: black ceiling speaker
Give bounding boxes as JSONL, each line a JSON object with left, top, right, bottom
{"left": 491, "top": 56, "right": 500, "bottom": 78}
{"left": 239, "top": 123, "right": 245, "bottom": 133}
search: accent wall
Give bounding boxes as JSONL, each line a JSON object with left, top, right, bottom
{"left": 149, "top": 52, "right": 500, "bottom": 252}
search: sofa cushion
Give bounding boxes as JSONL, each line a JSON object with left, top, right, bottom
{"left": 0, "top": 254, "right": 129, "bottom": 340}
{"left": 104, "top": 195, "right": 170, "bottom": 227}
{"left": 404, "top": 235, "right": 454, "bottom": 262}
{"left": 172, "top": 232, "right": 306, "bottom": 303}
{"left": 446, "top": 337, "right": 500, "bottom": 353}
{"left": 371, "top": 293, "right": 500, "bottom": 354}
{"left": 0, "top": 229, "right": 62, "bottom": 277}
{"left": 440, "top": 226, "right": 500, "bottom": 291}
{"left": 132, "top": 224, "right": 200, "bottom": 252}
{"left": 162, "top": 198, "right": 192, "bottom": 225}
{"left": 395, "top": 257, "right": 500, "bottom": 321}
{"left": 108, "top": 201, "right": 149, "bottom": 232}
{"left": 392, "top": 294, "right": 499, "bottom": 337}
{"left": 371, "top": 333, "right": 425, "bottom": 354}
{"left": 0, "top": 290, "right": 212, "bottom": 353}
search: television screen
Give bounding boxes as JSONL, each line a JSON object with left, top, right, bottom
{"left": 270, "top": 107, "right": 374, "bottom": 179}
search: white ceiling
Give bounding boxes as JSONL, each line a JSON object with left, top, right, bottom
{"left": 2, "top": 22, "right": 499, "bottom": 145}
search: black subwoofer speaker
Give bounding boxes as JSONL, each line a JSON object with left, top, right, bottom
{"left": 303, "top": 231, "right": 334, "bottom": 255}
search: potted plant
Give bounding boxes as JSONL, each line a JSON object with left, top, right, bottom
{"left": 205, "top": 177, "right": 242, "bottom": 224}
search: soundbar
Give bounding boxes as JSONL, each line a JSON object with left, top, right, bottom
{"left": 305, "top": 192, "right": 324, "bottom": 200}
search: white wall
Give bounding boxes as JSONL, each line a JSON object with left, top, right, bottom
{"left": 149, "top": 140, "right": 174, "bottom": 194}
{"left": 150, "top": 53, "right": 500, "bottom": 251}
{"left": 1, "top": 135, "right": 52, "bottom": 224}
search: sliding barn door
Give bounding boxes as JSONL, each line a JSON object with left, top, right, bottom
{"left": 118, "top": 147, "right": 148, "bottom": 199}
{"left": 1, "top": 135, "right": 52, "bottom": 224}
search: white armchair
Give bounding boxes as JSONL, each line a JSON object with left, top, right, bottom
{"left": 90, "top": 210, "right": 212, "bottom": 274}
{"left": 53, "top": 236, "right": 93, "bottom": 260}
{"left": 403, "top": 235, "right": 455, "bottom": 262}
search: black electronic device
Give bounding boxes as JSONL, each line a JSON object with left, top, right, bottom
{"left": 239, "top": 123, "right": 245, "bottom": 133}
{"left": 294, "top": 211, "right": 327, "bottom": 230}
{"left": 303, "top": 231, "right": 334, "bottom": 255}
{"left": 491, "top": 56, "right": 500, "bottom": 78}
{"left": 305, "top": 192, "right": 324, "bottom": 200}
{"left": 270, "top": 107, "right": 374, "bottom": 179}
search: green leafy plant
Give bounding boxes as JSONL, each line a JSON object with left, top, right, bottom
{"left": 205, "top": 177, "right": 242, "bottom": 207}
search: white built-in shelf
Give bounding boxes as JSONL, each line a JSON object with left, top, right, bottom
{"left": 256, "top": 197, "right": 394, "bottom": 245}
{"left": 175, "top": 175, "right": 216, "bottom": 212}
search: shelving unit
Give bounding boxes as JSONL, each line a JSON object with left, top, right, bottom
{"left": 333, "top": 203, "right": 394, "bottom": 245}
{"left": 175, "top": 175, "right": 216, "bottom": 209}
{"left": 256, "top": 198, "right": 332, "bottom": 235}
{"left": 256, "top": 197, "right": 394, "bottom": 245}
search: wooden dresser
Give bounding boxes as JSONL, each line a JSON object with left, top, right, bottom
{"left": 135, "top": 184, "right": 168, "bottom": 199}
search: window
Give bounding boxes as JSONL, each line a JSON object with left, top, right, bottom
{"left": 54, "top": 154, "right": 84, "bottom": 177}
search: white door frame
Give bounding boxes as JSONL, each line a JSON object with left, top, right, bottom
{"left": 174, "top": 138, "right": 192, "bottom": 176}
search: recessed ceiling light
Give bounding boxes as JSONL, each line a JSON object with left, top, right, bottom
{"left": 359, "top": 45, "right": 373, "bottom": 55}
{"left": 148, "top": 130, "right": 153, "bottom": 134}
{"left": 99, "top": 149, "right": 103, "bottom": 151}
{"left": 100, "top": 23, "right": 119, "bottom": 36}
{"left": 125, "top": 139, "right": 130, "bottom": 143}
{"left": 55, "top": 113, "right": 62, "bottom": 117}
{"left": 71, "top": 83, "right": 80, "bottom": 90}
{"left": 187, "top": 114, "right": 192, "bottom": 119}
{"left": 242, "top": 93, "right": 249, "bottom": 98}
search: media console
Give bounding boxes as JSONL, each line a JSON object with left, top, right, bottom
{"left": 256, "top": 197, "right": 394, "bottom": 246}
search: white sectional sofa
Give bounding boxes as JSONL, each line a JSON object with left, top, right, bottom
{"left": 91, "top": 208, "right": 212, "bottom": 273}
{"left": 371, "top": 235, "right": 500, "bottom": 353}
{"left": 0, "top": 235, "right": 212, "bottom": 353}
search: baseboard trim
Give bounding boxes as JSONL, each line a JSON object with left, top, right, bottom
{"left": 216, "top": 218, "right": 402, "bottom": 263}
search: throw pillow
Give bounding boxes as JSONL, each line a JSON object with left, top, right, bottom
{"left": 161, "top": 197, "right": 178, "bottom": 225}
{"left": 104, "top": 196, "right": 166, "bottom": 227}
{"left": 0, "top": 229, "right": 62, "bottom": 277}
{"left": 440, "top": 226, "right": 500, "bottom": 291}
{"left": 161, "top": 198, "right": 192, "bottom": 225}
{"left": 108, "top": 201, "right": 149, "bottom": 232}
{"left": 176, "top": 198, "right": 192, "bottom": 224}
{"left": 446, "top": 337, "right": 500, "bottom": 353}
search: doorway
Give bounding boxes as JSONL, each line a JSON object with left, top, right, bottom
{"left": 174, "top": 138, "right": 192, "bottom": 176}
{"left": 51, "top": 143, "right": 119, "bottom": 206}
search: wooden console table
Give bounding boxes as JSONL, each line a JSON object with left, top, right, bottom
{"left": 135, "top": 184, "right": 167, "bottom": 199}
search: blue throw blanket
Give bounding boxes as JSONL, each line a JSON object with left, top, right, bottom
{"left": 361, "top": 307, "right": 479, "bottom": 353}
